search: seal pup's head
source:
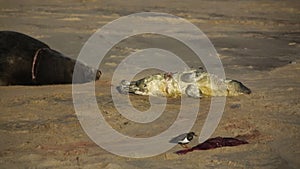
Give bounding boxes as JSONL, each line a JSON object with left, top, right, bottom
{"left": 226, "top": 80, "right": 251, "bottom": 96}
{"left": 117, "top": 78, "right": 150, "bottom": 95}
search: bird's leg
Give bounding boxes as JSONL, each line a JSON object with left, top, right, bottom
{"left": 180, "top": 144, "right": 189, "bottom": 149}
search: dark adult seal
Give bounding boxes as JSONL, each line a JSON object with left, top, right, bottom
{"left": 0, "top": 31, "right": 101, "bottom": 85}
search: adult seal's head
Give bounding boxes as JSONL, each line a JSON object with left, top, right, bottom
{"left": 0, "top": 31, "right": 101, "bottom": 85}
{"left": 73, "top": 60, "right": 102, "bottom": 84}
{"left": 31, "top": 48, "right": 101, "bottom": 85}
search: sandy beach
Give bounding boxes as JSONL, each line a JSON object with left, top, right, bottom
{"left": 0, "top": 0, "right": 299, "bottom": 168}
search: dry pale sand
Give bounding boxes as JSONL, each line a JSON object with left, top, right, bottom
{"left": 0, "top": 0, "right": 299, "bottom": 168}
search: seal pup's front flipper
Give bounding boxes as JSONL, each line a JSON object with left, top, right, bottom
{"left": 185, "top": 84, "right": 202, "bottom": 98}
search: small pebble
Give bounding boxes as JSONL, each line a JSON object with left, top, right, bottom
{"left": 230, "top": 104, "right": 241, "bottom": 109}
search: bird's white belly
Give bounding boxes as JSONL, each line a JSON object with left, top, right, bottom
{"left": 178, "top": 137, "right": 190, "bottom": 144}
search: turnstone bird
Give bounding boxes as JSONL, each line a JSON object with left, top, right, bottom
{"left": 170, "top": 132, "right": 197, "bottom": 148}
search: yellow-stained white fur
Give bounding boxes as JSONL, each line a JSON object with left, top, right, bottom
{"left": 118, "top": 69, "right": 251, "bottom": 98}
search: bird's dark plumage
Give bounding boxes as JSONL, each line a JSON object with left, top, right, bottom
{"left": 170, "top": 132, "right": 197, "bottom": 148}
